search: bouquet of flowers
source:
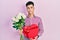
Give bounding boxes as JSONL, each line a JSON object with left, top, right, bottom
{"left": 12, "top": 12, "right": 26, "bottom": 40}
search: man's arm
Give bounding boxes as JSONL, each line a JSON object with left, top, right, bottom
{"left": 38, "top": 17, "right": 44, "bottom": 37}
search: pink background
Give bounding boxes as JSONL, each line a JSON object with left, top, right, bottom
{"left": 0, "top": 0, "right": 60, "bottom": 40}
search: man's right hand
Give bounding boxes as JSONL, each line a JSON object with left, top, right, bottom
{"left": 19, "top": 29, "right": 23, "bottom": 35}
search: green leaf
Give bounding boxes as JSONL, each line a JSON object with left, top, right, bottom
{"left": 13, "top": 26, "right": 16, "bottom": 28}
{"left": 12, "top": 16, "right": 25, "bottom": 30}
{"left": 16, "top": 27, "right": 18, "bottom": 30}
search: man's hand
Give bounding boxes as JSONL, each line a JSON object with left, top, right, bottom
{"left": 34, "top": 36, "right": 38, "bottom": 40}
{"left": 19, "top": 29, "right": 23, "bottom": 35}
{"left": 29, "top": 36, "right": 38, "bottom": 40}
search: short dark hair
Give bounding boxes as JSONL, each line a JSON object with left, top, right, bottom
{"left": 26, "top": 1, "right": 34, "bottom": 7}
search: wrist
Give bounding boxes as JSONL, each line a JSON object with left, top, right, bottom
{"left": 37, "top": 35, "right": 39, "bottom": 38}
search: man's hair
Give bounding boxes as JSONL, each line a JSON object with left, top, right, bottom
{"left": 26, "top": 1, "right": 34, "bottom": 7}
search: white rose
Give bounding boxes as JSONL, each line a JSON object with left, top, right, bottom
{"left": 12, "top": 12, "right": 26, "bottom": 22}
{"left": 12, "top": 17, "right": 19, "bottom": 22}
{"left": 22, "top": 13, "right": 26, "bottom": 19}
{"left": 16, "top": 12, "right": 26, "bottom": 19}
{"left": 16, "top": 13, "right": 22, "bottom": 19}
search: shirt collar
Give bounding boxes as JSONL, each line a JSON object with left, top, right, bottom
{"left": 27, "top": 14, "right": 36, "bottom": 18}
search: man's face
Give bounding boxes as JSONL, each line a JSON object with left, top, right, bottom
{"left": 26, "top": 4, "right": 34, "bottom": 15}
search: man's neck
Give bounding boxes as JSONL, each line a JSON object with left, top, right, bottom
{"left": 28, "top": 14, "right": 34, "bottom": 18}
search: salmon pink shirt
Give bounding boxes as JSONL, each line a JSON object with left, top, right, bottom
{"left": 24, "top": 15, "right": 44, "bottom": 36}
{"left": 23, "top": 15, "right": 44, "bottom": 40}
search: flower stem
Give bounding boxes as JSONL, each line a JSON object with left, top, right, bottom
{"left": 20, "top": 34, "right": 24, "bottom": 40}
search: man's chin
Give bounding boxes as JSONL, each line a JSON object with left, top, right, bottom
{"left": 28, "top": 13, "right": 33, "bottom": 15}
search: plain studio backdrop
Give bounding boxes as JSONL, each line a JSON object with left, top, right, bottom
{"left": 0, "top": 0, "right": 60, "bottom": 40}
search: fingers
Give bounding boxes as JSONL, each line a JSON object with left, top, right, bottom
{"left": 19, "top": 29, "right": 23, "bottom": 35}
{"left": 34, "top": 36, "right": 38, "bottom": 40}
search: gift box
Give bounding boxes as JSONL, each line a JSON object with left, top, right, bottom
{"left": 23, "top": 24, "right": 39, "bottom": 39}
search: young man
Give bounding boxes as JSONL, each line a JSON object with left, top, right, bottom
{"left": 20, "top": 1, "right": 44, "bottom": 40}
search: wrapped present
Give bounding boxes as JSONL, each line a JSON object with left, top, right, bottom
{"left": 23, "top": 24, "right": 39, "bottom": 39}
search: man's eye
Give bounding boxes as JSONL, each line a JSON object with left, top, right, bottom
{"left": 31, "top": 7, "right": 32, "bottom": 8}
{"left": 27, "top": 7, "right": 30, "bottom": 9}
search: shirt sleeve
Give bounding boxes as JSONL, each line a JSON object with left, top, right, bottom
{"left": 38, "top": 17, "right": 44, "bottom": 37}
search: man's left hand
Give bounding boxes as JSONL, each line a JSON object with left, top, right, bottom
{"left": 34, "top": 36, "right": 38, "bottom": 40}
